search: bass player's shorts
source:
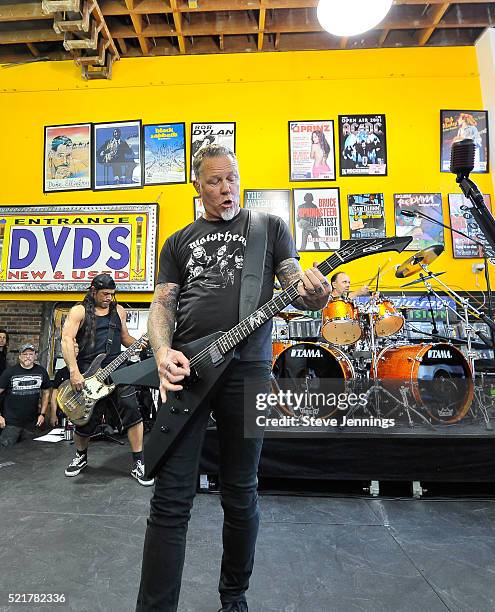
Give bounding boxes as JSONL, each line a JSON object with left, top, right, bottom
{"left": 74, "top": 383, "right": 143, "bottom": 438}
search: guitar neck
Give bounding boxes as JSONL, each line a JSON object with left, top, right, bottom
{"left": 189, "top": 236, "right": 412, "bottom": 369}
{"left": 98, "top": 334, "right": 148, "bottom": 381}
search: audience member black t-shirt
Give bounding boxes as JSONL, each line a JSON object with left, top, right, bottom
{"left": 157, "top": 209, "right": 297, "bottom": 360}
{"left": 0, "top": 363, "right": 51, "bottom": 427}
{"left": 0, "top": 350, "right": 7, "bottom": 375}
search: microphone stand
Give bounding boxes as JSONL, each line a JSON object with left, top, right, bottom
{"left": 407, "top": 207, "right": 495, "bottom": 348}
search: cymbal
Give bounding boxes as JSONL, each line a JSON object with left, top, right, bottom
{"left": 276, "top": 310, "right": 305, "bottom": 321}
{"left": 395, "top": 244, "right": 444, "bottom": 279}
{"left": 401, "top": 271, "right": 446, "bottom": 288}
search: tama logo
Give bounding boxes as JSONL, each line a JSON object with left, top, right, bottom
{"left": 291, "top": 348, "right": 322, "bottom": 358}
{"left": 427, "top": 349, "right": 452, "bottom": 359}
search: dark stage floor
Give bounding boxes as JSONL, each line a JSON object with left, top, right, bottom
{"left": 2, "top": 437, "right": 495, "bottom": 612}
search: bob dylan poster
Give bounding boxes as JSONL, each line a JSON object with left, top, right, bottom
{"left": 93, "top": 120, "right": 143, "bottom": 190}
{"left": 144, "top": 122, "right": 186, "bottom": 185}
{"left": 448, "top": 193, "right": 492, "bottom": 258}
{"left": 441, "top": 110, "right": 489, "bottom": 173}
{"left": 348, "top": 193, "right": 386, "bottom": 239}
{"left": 243, "top": 189, "right": 292, "bottom": 233}
{"left": 44, "top": 123, "right": 91, "bottom": 193}
{"left": 339, "top": 114, "right": 387, "bottom": 176}
{"left": 190, "top": 122, "right": 236, "bottom": 181}
{"left": 394, "top": 193, "right": 444, "bottom": 252}
{"left": 288, "top": 120, "right": 335, "bottom": 181}
{"left": 293, "top": 188, "right": 341, "bottom": 252}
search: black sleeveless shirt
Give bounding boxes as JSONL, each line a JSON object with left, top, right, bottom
{"left": 76, "top": 309, "right": 122, "bottom": 368}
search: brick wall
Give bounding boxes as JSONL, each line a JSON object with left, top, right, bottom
{"left": 0, "top": 301, "right": 45, "bottom": 366}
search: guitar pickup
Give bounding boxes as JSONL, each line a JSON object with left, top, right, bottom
{"left": 208, "top": 345, "right": 224, "bottom": 366}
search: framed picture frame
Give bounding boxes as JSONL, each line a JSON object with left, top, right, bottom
{"left": 448, "top": 193, "right": 492, "bottom": 258}
{"left": 193, "top": 196, "right": 205, "bottom": 220}
{"left": 143, "top": 122, "right": 186, "bottom": 186}
{"left": 293, "top": 188, "right": 341, "bottom": 252}
{"left": 43, "top": 123, "right": 92, "bottom": 193}
{"left": 348, "top": 193, "right": 386, "bottom": 239}
{"left": 288, "top": 120, "right": 336, "bottom": 181}
{"left": 190, "top": 122, "right": 236, "bottom": 181}
{"left": 93, "top": 120, "right": 143, "bottom": 190}
{"left": 394, "top": 193, "right": 444, "bottom": 251}
{"left": 338, "top": 114, "right": 387, "bottom": 176}
{"left": 243, "top": 189, "right": 292, "bottom": 232}
{"left": 440, "top": 110, "right": 489, "bottom": 173}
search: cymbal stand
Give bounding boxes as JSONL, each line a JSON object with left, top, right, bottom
{"left": 365, "top": 298, "right": 380, "bottom": 379}
{"left": 419, "top": 262, "right": 482, "bottom": 378}
{"left": 418, "top": 274, "right": 453, "bottom": 340}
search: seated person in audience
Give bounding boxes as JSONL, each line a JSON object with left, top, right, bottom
{"left": 0, "top": 343, "right": 51, "bottom": 448}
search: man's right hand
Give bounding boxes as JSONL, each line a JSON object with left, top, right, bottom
{"left": 0, "top": 415, "right": 5, "bottom": 429}
{"left": 70, "top": 371, "right": 85, "bottom": 392}
{"left": 156, "top": 347, "right": 190, "bottom": 404}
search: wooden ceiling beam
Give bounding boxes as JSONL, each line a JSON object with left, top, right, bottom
{"left": 378, "top": 29, "right": 390, "bottom": 46}
{"left": 0, "top": 29, "right": 63, "bottom": 44}
{"left": 258, "top": 3, "right": 266, "bottom": 50}
{"left": 117, "top": 37, "right": 127, "bottom": 54}
{"left": 170, "top": 0, "right": 186, "bottom": 54}
{"left": 417, "top": 2, "right": 452, "bottom": 44}
{"left": 0, "top": 3, "right": 47, "bottom": 21}
{"left": 26, "top": 42, "right": 40, "bottom": 56}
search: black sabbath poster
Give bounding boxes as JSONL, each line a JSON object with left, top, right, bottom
{"left": 394, "top": 193, "right": 444, "bottom": 251}
{"left": 293, "top": 188, "right": 341, "bottom": 252}
{"left": 348, "top": 193, "right": 386, "bottom": 239}
{"left": 338, "top": 114, "right": 387, "bottom": 176}
{"left": 440, "top": 110, "right": 489, "bottom": 173}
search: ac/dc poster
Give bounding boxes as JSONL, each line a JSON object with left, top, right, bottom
{"left": 339, "top": 114, "right": 387, "bottom": 176}
{"left": 394, "top": 193, "right": 444, "bottom": 251}
{"left": 293, "top": 188, "right": 341, "bottom": 252}
{"left": 441, "top": 110, "right": 489, "bottom": 173}
{"left": 348, "top": 193, "right": 386, "bottom": 239}
{"left": 448, "top": 193, "right": 492, "bottom": 258}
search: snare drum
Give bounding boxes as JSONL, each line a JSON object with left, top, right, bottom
{"left": 321, "top": 299, "right": 362, "bottom": 345}
{"left": 372, "top": 343, "right": 473, "bottom": 423}
{"left": 373, "top": 299, "right": 404, "bottom": 338}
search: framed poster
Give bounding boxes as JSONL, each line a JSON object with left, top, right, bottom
{"left": 348, "top": 193, "right": 386, "bottom": 239}
{"left": 338, "top": 114, "right": 387, "bottom": 176}
{"left": 448, "top": 193, "right": 492, "bottom": 258}
{"left": 441, "top": 110, "right": 489, "bottom": 173}
{"left": 44, "top": 123, "right": 91, "bottom": 193}
{"left": 143, "top": 122, "right": 186, "bottom": 185}
{"left": 194, "top": 197, "right": 205, "bottom": 220}
{"left": 0, "top": 204, "right": 157, "bottom": 292}
{"left": 190, "top": 122, "right": 236, "bottom": 181}
{"left": 394, "top": 193, "right": 444, "bottom": 251}
{"left": 93, "top": 120, "right": 143, "bottom": 190}
{"left": 243, "top": 189, "right": 292, "bottom": 232}
{"left": 288, "top": 120, "right": 336, "bottom": 181}
{"left": 293, "top": 188, "right": 341, "bottom": 252}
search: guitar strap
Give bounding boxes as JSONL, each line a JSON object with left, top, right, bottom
{"left": 239, "top": 210, "right": 268, "bottom": 321}
{"left": 105, "top": 307, "right": 119, "bottom": 355}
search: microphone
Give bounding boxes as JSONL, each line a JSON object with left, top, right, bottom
{"left": 401, "top": 210, "right": 418, "bottom": 218}
{"left": 450, "top": 139, "right": 475, "bottom": 178}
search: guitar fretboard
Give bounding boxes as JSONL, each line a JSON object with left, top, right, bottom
{"left": 96, "top": 333, "right": 148, "bottom": 382}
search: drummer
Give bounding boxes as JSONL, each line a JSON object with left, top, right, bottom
{"left": 330, "top": 272, "right": 372, "bottom": 301}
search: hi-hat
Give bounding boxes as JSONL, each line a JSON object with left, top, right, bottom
{"left": 401, "top": 271, "right": 446, "bottom": 288}
{"left": 395, "top": 244, "right": 444, "bottom": 279}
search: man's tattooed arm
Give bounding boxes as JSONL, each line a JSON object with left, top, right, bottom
{"left": 148, "top": 283, "right": 180, "bottom": 353}
{"left": 275, "top": 258, "right": 330, "bottom": 311}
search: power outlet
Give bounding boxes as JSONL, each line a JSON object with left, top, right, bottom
{"left": 472, "top": 263, "right": 485, "bottom": 273}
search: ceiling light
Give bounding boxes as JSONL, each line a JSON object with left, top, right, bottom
{"left": 317, "top": 0, "right": 393, "bottom": 37}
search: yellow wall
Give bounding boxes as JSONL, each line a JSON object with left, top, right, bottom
{"left": 0, "top": 46, "right": 493, "bottom": 303}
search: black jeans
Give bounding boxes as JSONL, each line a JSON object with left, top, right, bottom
{"left": 136, "top": 359, "right": 270, "bottom": 612}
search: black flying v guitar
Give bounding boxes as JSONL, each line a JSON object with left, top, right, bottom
{"left": 112, "top": 237, "right": 412, "bottom": 478}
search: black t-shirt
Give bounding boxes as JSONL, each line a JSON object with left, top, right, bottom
{"left": 0, "top": 363, "right": 51, "bottom": 427}
{"left": 157, "top": 209, "right": 297, "bottom": 360}
{"left": 0, "top": 350, "right": 7, "bottom": 375}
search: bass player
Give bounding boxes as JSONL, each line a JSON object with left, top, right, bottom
{"left": 136, "top": 145, "right": 331, "bottom": 612}
{"left": 61, "top": 273, "right": 153, "bottom": 486}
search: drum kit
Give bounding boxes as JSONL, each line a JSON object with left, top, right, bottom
{"left": 270, "top": 244, "right": 488, "bottom": 426}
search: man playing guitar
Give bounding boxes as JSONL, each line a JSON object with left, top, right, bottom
{"left": 61, "top": 273, "right": 153, "bottom": 486}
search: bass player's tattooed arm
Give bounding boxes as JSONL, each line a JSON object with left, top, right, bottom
{"left": 275, "top": 258, "right": 331, "bottom": 311}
